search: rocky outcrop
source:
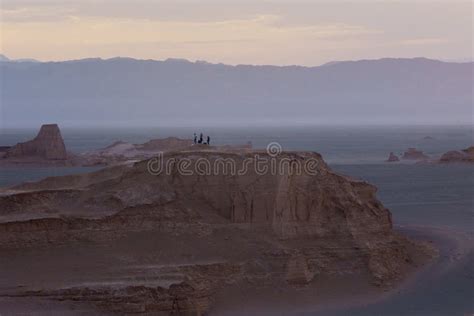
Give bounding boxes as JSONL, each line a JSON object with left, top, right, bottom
{"left": 0, "top": 149, "right": 434, "bottom": 314}
{"left": 4, "top": 124, "right": 67, "bottom": 160}
{"left": 439, "top": 146, "right": 474, "bottom": 163}
{"left": 1, "top": 151, "right": 393, "bottom": 240}
{"left": 402, "top": 148, "right": 429, "bottom": 160}
{"left": 386, "top": 152, "right": 400, "bottom": 162}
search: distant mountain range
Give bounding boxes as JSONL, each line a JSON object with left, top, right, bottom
{"left": 0, "top": 54, "right": 39, "bottom": 63}
{"left": 0, "top": 56, "right": 472, "bottom": 126}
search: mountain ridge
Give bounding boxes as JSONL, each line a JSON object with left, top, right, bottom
{"left": 1, "top": 56, "right": 472, "bottom": 126}
{"left": 0, "top": 54, "right": 39, "bottom": 63}
{"left": 1, "top": 53, "right": 471, "bottom": 68}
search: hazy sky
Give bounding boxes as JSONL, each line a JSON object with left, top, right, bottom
{"left": 0, "top": 0, "right": 472, "bottom": 65}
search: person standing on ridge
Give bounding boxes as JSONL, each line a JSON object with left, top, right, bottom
{"left": 207, "top": 136, "right": 210, "bottom": 145}
{"left": 193, "top": 133, "right": 197, "bottom": 144}
{"left": 199, "top": 133, "right": 203, "bottom": 144}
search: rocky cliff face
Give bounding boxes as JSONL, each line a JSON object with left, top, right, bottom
{"left": 0, "top": 150, "right": 433, "bottom": 314}
{"left": 5, "top": 124, "right": 67, "bottom": 160}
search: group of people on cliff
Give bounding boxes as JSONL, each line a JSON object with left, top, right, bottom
{"left": 194, "top": 133, "right": 210, "bottom": 145}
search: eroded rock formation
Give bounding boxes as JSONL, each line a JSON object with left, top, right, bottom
{"left": 402, "top": 148, "right": 429, "bottom": 160}
{"left": 439, "top": 146, "right": 474, "bottom": 163}
{"left": 5, "top": 124, "right": 67, "bottom": 160}
{"left": 0, "top": 149, "right": 434, "bottom": 314}
{"left": 386, "top": 152, "right": 400, "bottom": 162}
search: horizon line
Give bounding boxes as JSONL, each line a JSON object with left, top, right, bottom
{"left": 1, "top": 53, "right": 473, "bottom": 68}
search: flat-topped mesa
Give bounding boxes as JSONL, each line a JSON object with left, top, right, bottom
{"left": 402, "top": 148, "right": 429, "bottom": 160}
{"left": 3, "top": 150, "right": 393, "bottom": 241}
{"left": 5, "top": 124, "right": 67, "bottom": 160}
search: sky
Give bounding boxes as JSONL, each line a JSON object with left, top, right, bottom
{"left": 0, "top": 0, "right": 472, "bottom": 66}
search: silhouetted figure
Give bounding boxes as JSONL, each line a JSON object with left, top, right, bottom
{"left": 207, "top": 136, "right": 210, "bottom": 145}
{"left": 198, "top": 133, "right": 203, "bottom": 144}
{"left": 193, "top": 133, "right": 197, "bottom": 144}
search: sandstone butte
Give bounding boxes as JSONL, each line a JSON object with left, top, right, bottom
{"left": 0, "top": 149, "right": 435, "bottom": 314}
{"left": 4, "top": 124, "right": 67, "bottom": 160}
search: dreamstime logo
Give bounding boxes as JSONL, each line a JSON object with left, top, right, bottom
{"left": 147, "top": 142, "right": 320, "bottom": 177}
{"left": 266, "top": 142, "right": 282, "bottom": 157}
